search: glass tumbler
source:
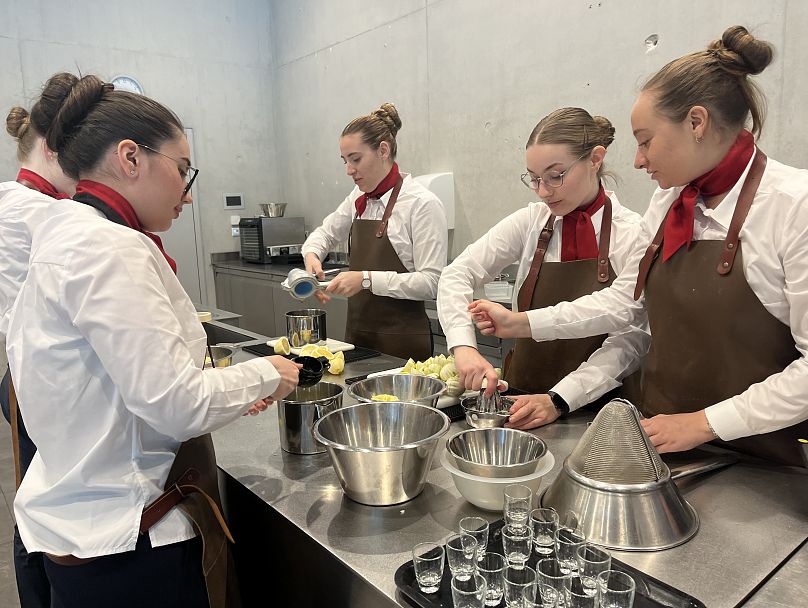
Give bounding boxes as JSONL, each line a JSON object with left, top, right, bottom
{"left": 502, "top": 523, "right": 533, "bottom": 569}
{"left": 451, "top": 573, "right": 487, "bottom": 608}
{"left": 446, "top": 532, "right": 478, "bottom": 581}
{"left": 536, "top": 558, "right": 572, "bottom": 605}
{"left": 504, "top": 484, "right": 533, "bottom": 530}
{"left": 554, "top": 527, "right": 586, "bottom": 574}
{"left": 503, "top": 564, "right": 537, "bottom": 608}
{"left": 460, "top": 516, "right": 490, "bottom": 562}
{"left": 575, "top": 544, "right": 611, "bottom": 596}
{"left": 412, "top": 542, "right": 444, "bottom": 594}
{"left": 477, "top": 551, "right": 506, "bottom": 607}
{"left": 531, "top": 507, "right": 559, "bottom": 556}
{"left": 597, "top": 570, "right": 636, "bottom": 608}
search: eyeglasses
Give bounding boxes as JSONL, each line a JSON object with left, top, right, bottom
{"left": 520, "top": 151, "right": 590, "bottom": 191}
{"left": 137, "top": 143, "right": 199, "bottom": 196}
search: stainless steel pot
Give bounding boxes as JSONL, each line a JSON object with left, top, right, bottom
{"left": 286, "top": 309, "right": 327, "bottom": 347}
{"left": 205, "top": 346, "right": 234, "bottom": 368}
{"left": 277, "top": 382, "right": 343, "bottom": 454}
{"left": 259, "top": 202, "right": 287, "bottom": 217}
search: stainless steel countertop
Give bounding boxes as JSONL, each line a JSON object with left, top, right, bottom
{"left": 213, "top": 350, "right": 808, "bottom": 608}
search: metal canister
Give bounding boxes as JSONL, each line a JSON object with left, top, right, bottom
{"left": 286, "top": 308, "right": 327, "bottom": 347}
{"left": 277, "top": 382, "right": 343, "bottom": 454}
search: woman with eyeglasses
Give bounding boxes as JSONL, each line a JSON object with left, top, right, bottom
{"left": 1, "top": 72, "right": 79, "bottom": 608}
{"left": 471, "top": 26, "right": 808, "bottom": 466}
{"left": 302, "top": 103, "right": 448, "bottom": 360}
{"left": 5, "top": 73, "right": 300, "bottom": 608}
{"left": 438, "top": 108, "right": 649, "bottom": 429}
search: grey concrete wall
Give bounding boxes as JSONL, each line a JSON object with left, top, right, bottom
{"left": 0, "top": 0, "right": 278, "bottom": 305}
{"left": 269, "top": 0, "right": 805, "bottom": 257}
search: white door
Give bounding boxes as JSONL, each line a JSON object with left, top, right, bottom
{"left": 161, "top": 128, "right": 207, "bottom": 304}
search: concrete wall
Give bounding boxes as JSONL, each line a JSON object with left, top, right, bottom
{"left": 0, "top": 0, "right": 277, "bottom": 305}
{"left": 269, "top": 0, "right": 805, "bottom": 257}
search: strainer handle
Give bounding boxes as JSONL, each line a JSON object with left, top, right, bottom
{"left": 670, "top": 454, "right": 739, "bottom": 481}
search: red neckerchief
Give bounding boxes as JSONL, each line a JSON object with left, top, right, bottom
{"left": 16, "top": 168, "right": 70, "bottom": 199}
{"left": 354, "top": 163, "right": 401, "bottom": 217}
{"left": 662, "top": 130, "right": 755, "bottom": 261}
{"left": 74, "top": 180, "right": 177, "bottom": 273}
{"left": 560, "top": 185, "right": 606, "bottom": 262}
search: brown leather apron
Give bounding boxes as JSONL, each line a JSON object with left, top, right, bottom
{"left": 636, "top": 151, "right": 808, "bottom": 467}
{"left": 346, "top": 177, "right": 433, "bottom": 360}
{"left": 504, "top": 198, "right": 639, "bottom": 402}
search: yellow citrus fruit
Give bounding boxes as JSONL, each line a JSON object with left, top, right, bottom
{"left": 370, "top": 393, "right": 398, "bottom": 401}
{"left": 327, "top": 351, "right": 345, "bottom": 374}
{"left": 273, "top": 337, "right": 291, "bottom": 356}
{"left": 299, "top": 344, "right": 319, "bottom": 356}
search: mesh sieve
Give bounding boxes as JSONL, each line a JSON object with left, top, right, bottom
{"left": 567, "top": 399, "right": 668, "bottom": 484}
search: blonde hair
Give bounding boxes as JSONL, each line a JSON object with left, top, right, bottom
{"left": 342, "top": 102, "right": 402, "bottom": 159}
{"left": 526, "top": 107, "right": 615, "bottom": 180}
{"left": 642, "top": 25, "right": 774, "bottom": 136}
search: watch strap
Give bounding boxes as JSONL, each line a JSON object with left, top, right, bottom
{"left": 547, "top": 391, "right": 570, "bottom": 416}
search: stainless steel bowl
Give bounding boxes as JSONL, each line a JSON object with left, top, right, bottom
{"left": 259, "top": 202, "right": 287, "bottom": 217}
{"left": 313, "top": 401, "right": 451, "bottom": 505}
{"left": 461, "top": 394, "right": 513, "bottom": 428}
{"left": 348, "top": 374, "right": 446, "bottom": 408}
{"left": 205, "top": 346, "right": 234, "bottom": 368}
{"left": 278, "top": 382, "right": 343, "bottom": 454}
{"left": 447, "top": 428, "right": 547, "bottom": 478}
{"left": 286, "top": 309, "right": 327, "bottom": 347}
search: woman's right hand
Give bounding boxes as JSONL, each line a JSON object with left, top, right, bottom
{"left": 453, "top": 345, "right": 500, "bottom": 396}
{"left": 265, "top": 355, "right": 303, "bottom": 400}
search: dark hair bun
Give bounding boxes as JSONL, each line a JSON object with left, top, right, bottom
{"left": 46, "top": 75, "right": 112, "bottom": 154}
{"left": 710, "top": 25, "right": 774, "bottom": 76}
{"left": 592, "top": 115, "right": 615, "bottom": 148}
{"left": 6, "top": 106, "right": 30, "bottom": 139}
{"left": 373, "top": 102, "right": 402, "bottom": 138}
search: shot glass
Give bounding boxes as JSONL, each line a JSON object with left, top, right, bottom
{"left": 446, "top": 532, "right": 478, "bottom": 581}
{"left": 523, "top": 583, "right": 560, "bottom": 608}
{"left": 554, "top": 527, "right": 586, "bottom": 574}
{"left": 459, "top": 516, "right": 490, "bottom": 562}
{"left": 565, "top": 576, "right": 597, "bottom": 608}
{"left": 531, "top": 507, "right": 559, "bottom": 556}
{"left": 451, "top": 572, "right": 488, "bottom": 608}
{"left": 477, "top": 551, "right": 506, "bottom": 607}
{"left": 575, "top": 544, "right": 611, "bottom": 596}
{"left": 412, "top": 541, "right": 444, "bottom": 594}
{"left": 502, "top": 523, "right": 533, "bottom": 569}
{"left": 504, "top": 484, "right": 533, "bottom": 530}
{"left": 597, "top": 570, "right": 636, "bottom": 608}
{"left": 536, "top": 558, "right": 572, "bottom": 605}
{"left": 503, "top": 564, "right": 536, "bottom": 608}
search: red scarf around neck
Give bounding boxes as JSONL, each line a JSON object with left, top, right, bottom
{"left": 354, "top": 163, "right": 401, "bottom": 217}
{"left": 16, "top": 168, "right": 70, "bottom": 199}
{"left": 74, "top": 180, "right": 177, "bottom": 273}
{"left": 662, "top": 130, "right": 755, "bottom": 261}
{"left": 560, "top": 185, "right": 606, "bottom": 262}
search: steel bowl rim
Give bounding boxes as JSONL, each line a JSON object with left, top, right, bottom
{"left": 313, "top": 401, "right": 451, "bottom": 453}
{"left": 347, "top": 375, "right": 447, "bottom": 403}
{"left": 277, "top": 382, "right": 344, "bottom": 406}
{"left": 442, "top": 449, "right": 555, "bottom": 483}
{"left": 461, "top": 394, "right": 513, "bottom": 416}
{"left": 446, "top": 428, "right": 547, "bottom": 472}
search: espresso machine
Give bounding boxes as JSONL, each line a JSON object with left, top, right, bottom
{"left": 239, "top": 216, "right": 307, "bottom": 264}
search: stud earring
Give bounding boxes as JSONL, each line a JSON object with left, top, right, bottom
{"left": 695, "top": 135, "right": 703, "bottom": 144}
{"left": 130, "top": 170, "right": 136, "bottom": 175}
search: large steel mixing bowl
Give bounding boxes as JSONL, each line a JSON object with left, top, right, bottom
{"left": 348, "top": 374, "right": 446, "bottom": 408}
{"left": 447, "top": 428, "right": 547, "bottom": 478}
{"left": 313, "top": 401, "right": 450, "bottom": 505}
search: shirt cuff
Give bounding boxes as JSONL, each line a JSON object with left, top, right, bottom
{"left": 368, "top": 270, "right": 391, "bottom": 296}
{"left": 445, "top": 326, "right": 478, "bottom": 352}
{"left": 243, "top": 356, "right": 282, "bottom": 399}
{"left": 527, "top": 308, "right": 557, "bottom": 342}
{"left": 704, "top": 399, "right": 750, "bottom": 441}
{"left": 550, "top": 376, "right": 587, "bottom": 413}
{"left": 301, "top": 244, "right": 324, "bottom": 258}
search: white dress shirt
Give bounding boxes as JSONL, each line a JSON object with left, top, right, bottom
{"left": 7, "top": 200, "right": 282, "bottom": 558}
{"left": 438, "top": 191, "right": 650, "bottom": 411}
{"left": 528, "top": 152, "right": 808, "bottom": 440}
{"left": 302, "top": 173, "right": 448, "bottom": 300}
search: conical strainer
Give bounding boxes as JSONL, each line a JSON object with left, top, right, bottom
{"left": 541, "top": 399, "right": 699, "bottom": 551}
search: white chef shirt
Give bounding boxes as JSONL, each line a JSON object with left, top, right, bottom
{"left": 7, "top": 200, "right": 282, "bottom": 558}
{"left": 302, "top": 173, "right": 448, "bottom": 300}
{"left": 438, "top": 191, "right": 650, "bottom": 411}
{"left": 0, "top": 181, "right": 55, "bottom": 338}
{"left": 528, "top": 151, "right": 808, "bottom": 440}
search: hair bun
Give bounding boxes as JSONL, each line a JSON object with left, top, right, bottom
{"left": 373, "top": 102, "right": 402, "bottom": 138}
{"left": 711, "top": 25, "right": 774, "bottom": 75}
{"left": 6, "top": 106, "right": 30, "bottom": 139}
{"left": 46, "top": 75, "right": 112, "bottom": 154}
{"left": 592, "top": 115, "right": 615, "bottom": 148}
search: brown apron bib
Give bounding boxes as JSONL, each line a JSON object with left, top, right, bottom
{"left": 638, "top": 151, "right": 808, "bottom": 467}
{"left": 346, "top": 177, "right": 432, "bottom": 360}
{"left": 504, "top": 198, "right": 639, "bottom": 401}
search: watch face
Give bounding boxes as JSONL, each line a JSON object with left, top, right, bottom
{"left": 111, "top": 75, "right": 144, "bottom": 95}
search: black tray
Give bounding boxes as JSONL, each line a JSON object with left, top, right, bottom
{"left": 242, "top": 343, "right": 380, "bottom": 364}
{"left": 394, "top": 520, "right": 706, "bottom": 608}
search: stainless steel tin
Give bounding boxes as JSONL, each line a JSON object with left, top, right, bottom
{"left": 205, "top": 346, "right": 234, "bottom": 368}
{"left": 277, "top": 382, "right": 344, "bottom": 454}
{"left": 286, "top": 309, "right": 327, "bottom": 347}
{"left": 313, "top": 401, "right": 451, "bottom": 505}
{"left": 447, "top": 428, "right": 546, "bottom": 478}
{"left": 348, "top": 374, "right": 446, "bottom": 408}
{"left": 259, "top": 202, "right": 287, "bottom": 217}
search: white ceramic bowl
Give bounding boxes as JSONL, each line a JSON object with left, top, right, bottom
{"left": 441, "top": 448, "right": 555, "bottom": 511}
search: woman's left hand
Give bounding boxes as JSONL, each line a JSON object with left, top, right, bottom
{"left": 640, "top": 411, "right": 716, "bottom": 453}
{"left": 324, "top": 271, "right": 364, "bottom": 297}
{"left": 244, "top": 398, "right": 272, "bottom": 416}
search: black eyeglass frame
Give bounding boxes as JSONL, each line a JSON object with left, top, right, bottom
{"left": 136, "top": 143, "right": 199, "bottom": 196}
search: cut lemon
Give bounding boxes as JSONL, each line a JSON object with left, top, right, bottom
{"left": 327, "top": 351, "right": 345, "bottom": 374}
{"left": 274, "top": 337, "right": 291, "bottom": 355}
{"left": 299, "top": 343, "right": 319, "bottom": 356}
{"left": 371, "top": 393, "right": 398, "bottom": 401}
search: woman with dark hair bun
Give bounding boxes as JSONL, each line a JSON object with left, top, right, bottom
{"left": 5, "top": 73, "right": 300, "bottom": 608}
{"left": 471, "top": 26, "right": 808, "bottom": 467}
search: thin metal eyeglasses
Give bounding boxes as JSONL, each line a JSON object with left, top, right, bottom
{"left": 137, "top": 143, "right": 199, "bottom": 196}
{"left": 520, "top": 150, "right": 590, "bottom": 190}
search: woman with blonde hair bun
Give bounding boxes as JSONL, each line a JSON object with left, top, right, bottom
{"left": 303, "top": 103, "right": 448, "bottom": 360}
{"left": 472, "top": 26, "right": 808, "bottom": 467}
{"left": 439, "top": 107, "right": 649, "bottom": 428}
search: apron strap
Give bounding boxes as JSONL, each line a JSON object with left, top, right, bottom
{"left": 596, "top": 197, "right": 613, "bottom": 283}
{"left": 8, "top": 375, "right": 22, "bottom": 489}
{"left": 517, "top": 216, "right": 554, "bottom": 312}
{"left": 375, "top": 176, "right": 404, "bottom": 238}
{"left": 633, "top": 217, "right": 667, "bottom": 300}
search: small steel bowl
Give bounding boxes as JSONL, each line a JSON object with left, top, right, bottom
{"left": 461, "top": 394, "right": 513, "bottom": 428}
{"left": 447, "top": 428, "right": 547, "bottom": 478}
{"left": 205, "top": 346, "right": 234, "bottom": 368}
